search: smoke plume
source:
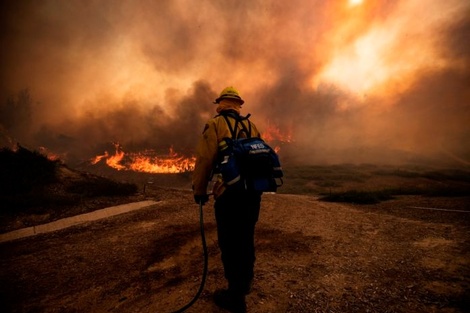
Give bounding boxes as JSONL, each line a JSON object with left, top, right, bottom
{"left": 1, "top": 0, "right": 469, "bottom": 166}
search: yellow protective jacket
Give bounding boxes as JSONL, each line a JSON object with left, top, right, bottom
{"left": 192, "top": 110, "right": 261, "bottom": 199}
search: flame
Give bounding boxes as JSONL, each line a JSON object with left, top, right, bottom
{"left": 104, "top": 142, "right": 126, "bottom": 170}
{"left": 129, "top": 153, "right": 195, "bottom": 173}
{"left": 38, "top": 146, "right": 64, "bottom": 162}
{"left": 263, "top": 123, "right": 292, "bottom": 143}
{"left": 90, "top": 151, "right": 109, "bottom": 165}
{"left": 90, "top": 143, "right": 195, "bottom": 173}
{"left": 262, "top": 123, "right": 293, "bottom": 153}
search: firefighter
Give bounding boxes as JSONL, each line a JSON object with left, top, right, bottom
{"left": 193, "top": 86, "right": 262, "bottom": 313}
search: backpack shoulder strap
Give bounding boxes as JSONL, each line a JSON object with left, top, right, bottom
{"left": 218, "top": 111, "right": 253, "bottom": 139}
{"left": 238, "top": 116, "right": 252, "bottom": 139}
{"left": 221, "top": 114, "right": 237, "bottom": 139}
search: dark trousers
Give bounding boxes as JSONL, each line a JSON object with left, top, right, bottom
{"left": 214, "top": 189, "right": 261, "bottom": 294}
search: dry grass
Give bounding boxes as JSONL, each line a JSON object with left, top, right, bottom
{"left": 281, "top": 164, "right": 470, "bottom": 204}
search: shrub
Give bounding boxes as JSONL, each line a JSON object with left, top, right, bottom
{"left": 66, "top": 176, "right": 138, "bottom": 197}
{"left": 425, "top": 186, "right": 470, "bottom": 197}
{"left": 319, "top": 190, "right": 395, "bottom": 204}
{"left": 0, "top": 146, "right": 59, "bottom": 195}
{"left": 423, "top": 170, "right": 470, "bottom": 183}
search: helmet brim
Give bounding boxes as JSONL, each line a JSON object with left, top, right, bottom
{"left": 213, "top": 95, "right": 245, "bottom": 105}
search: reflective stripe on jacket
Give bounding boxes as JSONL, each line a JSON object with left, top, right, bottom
{"left": 192, "top": 110, "right": 261, "bottom": 197}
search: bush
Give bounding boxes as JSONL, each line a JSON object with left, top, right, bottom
{"left": 66, "top": 176, "right": 138, "bottom": 197}
{"left": 0, "top": 146, "right": 138, "bottom": 215}
{"left": 319, "top": 190, "right": 395, "bottom": 204}
{"left": 425, "top": 186, "right": 470, "bottom": 197}
{"left": 1, "top": 192, "right": 79, "bottom": 213}
{"left": 0, "top": 146, "right": 59, "bottom": 195}
{"left": 423, "top": 170, "right": 470, "bottom": 183}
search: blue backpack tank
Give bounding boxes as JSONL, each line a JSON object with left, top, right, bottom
{"left": 216, "top": 112, "right": 283, "bottom": 192}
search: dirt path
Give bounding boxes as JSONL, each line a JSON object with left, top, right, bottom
{"left": 1, "top": 190, "right": 469, "bottom": 313}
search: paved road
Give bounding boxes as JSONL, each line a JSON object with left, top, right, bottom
{"left": 0, "top": 200, "right": 158, "bottom": 243}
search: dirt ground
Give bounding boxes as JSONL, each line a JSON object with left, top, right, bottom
{"left": 1, "top": 184, "right": 469, "bottom": 313}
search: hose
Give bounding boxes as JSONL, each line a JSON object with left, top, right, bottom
{"left": 170, "top": 201, "right": 208, "bottom": 313}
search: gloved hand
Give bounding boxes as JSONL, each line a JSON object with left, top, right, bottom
{"left": 194, "top": 194, "right": 209, "bottom": 205}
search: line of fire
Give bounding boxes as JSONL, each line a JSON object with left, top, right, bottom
{"left": 87, "top": 123, "right": 291, "bottom": 174}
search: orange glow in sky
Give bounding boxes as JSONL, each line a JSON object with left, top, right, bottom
{"left": 1, "top": 0, "right": 469, "bottom": 164}
{"left": 315, "top": 0, "right": 467, "bottom": 99}
{"left": 349, "top": 0, "right": 363, "bottom": 7}
{"left": 3, "top": 0, "right": 466, "bottom": 114}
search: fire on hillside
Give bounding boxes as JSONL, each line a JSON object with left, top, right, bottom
{"left": 87, "top": 124, "right": 292, "bottom": 174}
{"left": 90, "top": 143, "right": 195, "bottom": 174}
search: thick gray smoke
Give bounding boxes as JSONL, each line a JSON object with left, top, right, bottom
{"left": 1, "top": 0, "right": 469, "bottom": 166}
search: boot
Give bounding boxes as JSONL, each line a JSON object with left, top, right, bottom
{"left": 242, "top": 280, "right": 253, "bottom": 295}
{"left": 229, "top": 279, "right": 253, "bottom": 295}
{"left": 213, "top": 289, "right": 247, "bottom": 313}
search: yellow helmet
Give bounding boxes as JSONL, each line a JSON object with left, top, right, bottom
{"left": 214, "top": 86, "right": 244, "bottom": 104}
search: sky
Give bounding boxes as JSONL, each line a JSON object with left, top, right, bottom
{"left": 1, "top": 0, "right": 469, "bottom": 166}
